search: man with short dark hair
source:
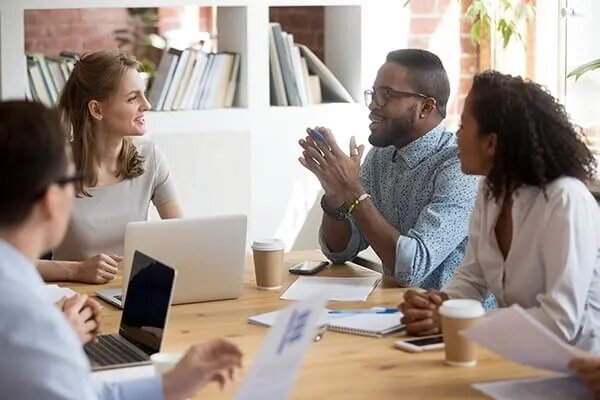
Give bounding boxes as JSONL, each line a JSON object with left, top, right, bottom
{"left": 0, "top": 100, "right": 242, "bottom": 400}
{"left": 299, "top": 49, "right": 478, "bottom": 290}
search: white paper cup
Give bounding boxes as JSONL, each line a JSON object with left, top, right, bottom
{"left": 251, "top": 239, "right": 285, "bottom": 290}
{"left": 150, "top": 352, "right": 183, "bottom": 375}
{"left": 439, "top": 299, "right": 485, "bottom": 367}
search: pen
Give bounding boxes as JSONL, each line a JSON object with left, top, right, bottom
{"left": 306, "top": 127, "right": 325, "bottom": 142}
{"left": 328, "top": 307, "right": 398, "bottom": 314}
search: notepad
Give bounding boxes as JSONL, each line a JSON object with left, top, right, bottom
{"left": 326, "top": 312, "right": 404, "bottom": 337}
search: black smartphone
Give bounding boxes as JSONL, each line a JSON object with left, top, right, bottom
{"left": 289, "top": 260, "right": 329, "bottom": 275}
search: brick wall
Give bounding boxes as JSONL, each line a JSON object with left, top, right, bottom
{"left": 270, "top": 7, "right": 324, "bottom": 61}
{"left": 408, "top": 0, "right": 478, "bottom": 127}
{"left": 25, "top": 9, "right": 129, "bottom": 57}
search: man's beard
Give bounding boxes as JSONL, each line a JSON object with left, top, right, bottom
{"left": 368, "top": 106, "right": 418, "bottom": 148}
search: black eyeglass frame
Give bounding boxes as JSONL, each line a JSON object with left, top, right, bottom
{"left": 363, "top": 86, "right": 437, "bottom": 110}
{"left": 34, "top": 170, "right": 85, "bottom": 200}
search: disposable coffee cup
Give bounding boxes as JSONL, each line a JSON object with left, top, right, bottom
{"left": 439, "top": 299, "right": 485, "bottom": 367}
{"left": 251, "top": 239, "right": 285, "bottom": 290}
{"left": 150, "top": 351, "right": 183, "bottom": 375}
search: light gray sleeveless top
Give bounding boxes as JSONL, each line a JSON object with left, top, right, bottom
{"left": 53, "top": 139, "right": 177, "bottom": 261}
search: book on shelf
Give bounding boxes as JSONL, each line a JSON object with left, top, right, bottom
{"left": 147, "top": 47, "right": 241, "bottom": 111}
{"left": 268, "top": 23, "right": 353, "bottom": 106}
{"left": 298, "top": 44, "right": 354, "bottom": 104}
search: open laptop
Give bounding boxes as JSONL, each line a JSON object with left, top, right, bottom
{"left": 84, "top": 250, "right": 176, "bottom": 371}
{"left": 96, "top": 214, "right": 247, "bottom": 308}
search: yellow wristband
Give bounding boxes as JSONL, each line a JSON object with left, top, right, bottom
{"left": 347, "top": 193, "right": 371, "bottom": 214}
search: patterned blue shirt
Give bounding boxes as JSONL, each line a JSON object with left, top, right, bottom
{"left": 320, "top": 123, "right": 479, "bottom": 290}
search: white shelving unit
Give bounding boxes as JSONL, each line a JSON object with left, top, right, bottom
{"left": 0, "top": 0, "right": 408, "bottom": 248}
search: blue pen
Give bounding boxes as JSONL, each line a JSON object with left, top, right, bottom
{"left": 306, "top": 127, "right": 325, "bottom": 142}
{"left": 328, "top": 307, "right": 398, "bottom": 314}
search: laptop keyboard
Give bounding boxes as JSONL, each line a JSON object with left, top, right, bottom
{"left": 84, "top": 335, "right": 148, "bottom": 366}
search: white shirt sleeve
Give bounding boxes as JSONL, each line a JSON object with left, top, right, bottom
{"left": 443, "top": 184, "right": 490, "bottom": 300}
{"left": 526, "top": 186, "right": 600, "bottom": 343}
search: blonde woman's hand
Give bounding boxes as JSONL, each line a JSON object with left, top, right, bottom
{"left": 75, "top": 254, "right": 121, "bottom": 284}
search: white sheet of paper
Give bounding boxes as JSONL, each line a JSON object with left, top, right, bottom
{"left": 91, "top": 365, "right": 155, "bottom": 383}
{"left": 44, "top": 284, "right": 77, "bottom": 303}
{"left": 472, "top": 375, "right": 593, "bottom": 400}
{"left": 462, "top": 304, "right": 579, "bottom": 373}
{"left": 280, "top": 276, "right": 380, "bottom": 301}
{"left": 248, "top": 308, "right": 342, "bottom": 327}
{"left": 235, "top": 295, "right": 327, "bottom": 400}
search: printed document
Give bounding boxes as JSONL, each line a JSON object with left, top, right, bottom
{"left": 235, "top": 295, "right": 327, "bottom": 400}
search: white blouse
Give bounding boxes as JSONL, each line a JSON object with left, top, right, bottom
{"left": 444, "top": 177, "right": 600, "bottom": 352}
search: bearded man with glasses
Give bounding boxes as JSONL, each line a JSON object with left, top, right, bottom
{"left": 299, "top": 49, "right": 478, "bottom": 290}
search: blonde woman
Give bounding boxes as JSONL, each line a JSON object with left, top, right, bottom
{"left": 37, "top": 51, "right": 182, "bottom": 284}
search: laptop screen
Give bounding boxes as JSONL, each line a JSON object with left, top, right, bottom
{"left": 119, "top": 250, "right": 175, "bottom": 354}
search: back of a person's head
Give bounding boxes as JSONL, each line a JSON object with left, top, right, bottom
{"left": 386, "top": 49, "right": 450, "bottom": 118}
{"left": 469, "top": 70, "right": 595, "bottom": 198}
{"left": 0, "top": 101, "right": 67, "bottom": 227}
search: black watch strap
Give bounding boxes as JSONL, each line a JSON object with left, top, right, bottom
{"left": 320, "top": 194, "right": 347, "bottom": 221}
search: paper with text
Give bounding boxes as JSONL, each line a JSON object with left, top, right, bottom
{"left": 473, "top": 375, "right": 592, "bottom": 399}
{"left": 235, "top": 295, "right": 327, "bottom": 400}
{"left": 462, "top": 304, "right": 580, "bottom": 373}
{"left": 280, "top": 276, "right": 380, "bottom": 301}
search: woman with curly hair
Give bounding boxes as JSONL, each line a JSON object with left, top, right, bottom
{"left": 400, "top": 71, "right": 600, "bottom": 352}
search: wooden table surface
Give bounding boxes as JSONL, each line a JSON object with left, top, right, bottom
{"left": 68, "top": 250, "right": 550, "bottom": 399}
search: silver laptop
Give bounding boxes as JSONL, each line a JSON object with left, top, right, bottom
{"left": 85, "top": 250, "right": 176, "bottom": 370}
{"left": 96, "top": 214, "right": 247, "bottom": 308}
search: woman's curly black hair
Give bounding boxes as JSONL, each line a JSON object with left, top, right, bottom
{"left": 469, "top": 70, "right": 596, "bottom": 200}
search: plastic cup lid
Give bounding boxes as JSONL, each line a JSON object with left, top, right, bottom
{"left": 439, "top": 299, "right": 485, "bottom": 319}
{"left": 251, "top": 238, "right": 285, "bottom": 251}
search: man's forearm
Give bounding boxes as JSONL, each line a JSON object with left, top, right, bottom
{"left": 321, "top": 213, "right": 352, "bottom": 252}
{"left": 351, "top": 200, "right": 400, "bottom": 273}
{"left": 37, "top": 259, "right": 79, "bottom": 282}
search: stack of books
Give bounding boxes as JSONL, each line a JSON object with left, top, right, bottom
{"left": 26, "top": 52, "right": 78, "bottom": 106}
{"left": 269, "top": 22, "right": 354, "bottom": 106}
{"left": 147, "top": 47, "right": 240, "bottom": 111}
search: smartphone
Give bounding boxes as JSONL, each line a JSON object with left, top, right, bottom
{"left": 289, "top": 260, "right": 329, "bottom": 275}
{"left": 306, "top": 127, "right": 325, "bottom": 141}
{"left": 394, "top": 335, "right": 444, "bottom": 353}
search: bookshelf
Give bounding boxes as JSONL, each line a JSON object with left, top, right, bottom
{"left": 0, "top": 0, "right": 407, "bottom": 247}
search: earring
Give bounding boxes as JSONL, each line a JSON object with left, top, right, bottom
{"left": 420, "top": 113, "right": 425, "bottom": 119}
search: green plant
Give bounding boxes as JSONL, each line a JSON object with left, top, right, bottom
{"left": 568, "top": 58, "right": 600, "bottom": 81}
{"left": 465, "top": 0, "right": 535, "bottom": 49}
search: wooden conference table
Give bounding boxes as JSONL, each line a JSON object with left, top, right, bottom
{"left": 67, "top": 250, "right": 551, "bottom": 399}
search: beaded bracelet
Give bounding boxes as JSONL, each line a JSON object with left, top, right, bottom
{"left": 347, "top": 193, "right": 371, "bottom": 214}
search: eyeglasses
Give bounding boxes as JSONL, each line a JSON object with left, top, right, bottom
{"left": 55, "top": 171, "right": 84, "bottom": 187}
{"left": 364, "top": 87, "right": 434, "bottom": 108}
{"left": 34, "top": 170, "right": 84, "bottom": 200}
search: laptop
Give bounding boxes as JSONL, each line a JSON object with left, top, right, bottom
{"left": 96, "top": 214, "right": 247, "bottom": 308}
{"left": 84, "top": 250, "right": 176, "bottom": 370}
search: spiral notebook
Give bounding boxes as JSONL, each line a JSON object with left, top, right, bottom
{"left": 327, "top": 313, "right": 404, "bottom": 337}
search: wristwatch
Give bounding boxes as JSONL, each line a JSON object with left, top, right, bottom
{"left": 320, "top": 194, "right": 348, "bottom": 221}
